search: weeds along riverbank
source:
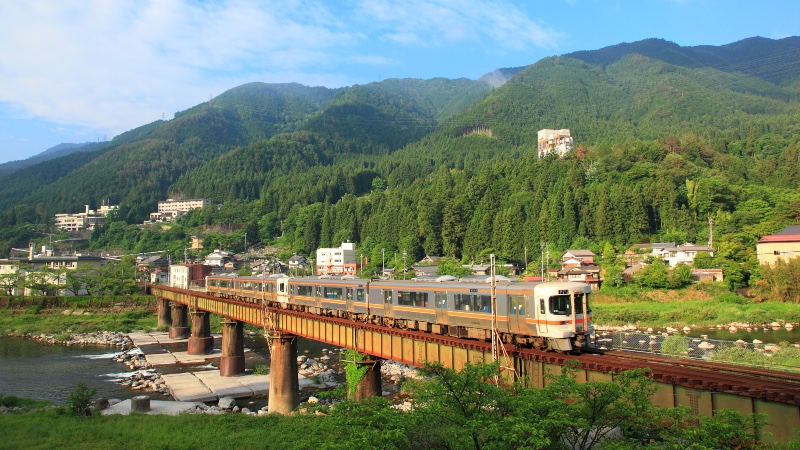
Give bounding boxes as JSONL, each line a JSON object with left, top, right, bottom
{"left": 591, "top": 283, "right": 800, "bottom": 330}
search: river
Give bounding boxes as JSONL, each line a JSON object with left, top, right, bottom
{"left": 0, "top": 334, "right": 338, "bottom": 406}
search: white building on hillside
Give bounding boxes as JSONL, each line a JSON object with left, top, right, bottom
{"left": 537, "top": 129, "right": 573, "bottom": 158}
{"left": 316, "top": 242, "right": 357, "bottom": 275}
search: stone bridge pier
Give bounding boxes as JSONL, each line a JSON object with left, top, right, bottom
{"left": 169, "top": 304, "right": 189, "bottom": 339}
{"left": 220, "top": 319, "right": 245, "bottom": 377}
{"left": 188, "top": 311, "right": 214, "bottom": 355}
{"left": 352, "top": 358, "right": 382, "bottom": 401}
{"left": 268, "top": 333, "right": 299, "bottom": 414}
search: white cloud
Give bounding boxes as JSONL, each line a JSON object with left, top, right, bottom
{"left": 0, "top": 1, "right": 367, "bottom": 135}
{"left": 358, "top": 0, "right": 561, "bottom": 50}
{"left": 0, "top": 0, "right": 558, "bottom": 139}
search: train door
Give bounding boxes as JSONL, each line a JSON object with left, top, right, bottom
{"left": 383, "top": 289, "right": 394, "bottom": 317}
{"left": 434, "top": 291, "right": 448, "bottom": 324}
{"left": 507, "top": 294, "right": 526, "bottom": 334}
{"left": 275, "top": 276, "right": 290, "bottom": 304}
{"left": 538, "top": 297, "right": 548, "bottom": 333}
{"left": 345, "top": 287, "right": 354, "bottom": 313}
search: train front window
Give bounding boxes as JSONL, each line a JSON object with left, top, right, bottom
{"left": 549, "top": 295, "right": 571, "bottom": 316}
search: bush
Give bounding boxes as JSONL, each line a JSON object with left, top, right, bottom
{"left": 68, "top": 382, "right": 96, "bottom": 416}
{"left": 660, "top": 335, "right": 689, "bottom": 356}
{"left": 744, "top": 308, "right": 772, "bottom": 325}
{"left": 715, "top": 292, "right": 748, "bottom": 304}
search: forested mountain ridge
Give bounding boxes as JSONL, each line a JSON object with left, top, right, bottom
{"left": 0, "top": 78, "right": 485, "bottom": 223}
{"left": 0, "top": 141, "right": 107, "bottom": 178}
{"left": 2, "top": 37, "right": 800, "bottom": 285}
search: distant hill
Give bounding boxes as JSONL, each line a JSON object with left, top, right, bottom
{"left": 1, "top": 36, "right": 799, "bottom": 266}
{"left": 566, "top": 36, "right": 800, "bottom": 85}
{"left": 0, "top": 141, "right": 107, "bottom": 178}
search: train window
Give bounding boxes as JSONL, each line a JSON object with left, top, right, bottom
{"left": 397, "top": 291, "right": 428, "bottom": 307}
{"left": 323, "top": 287, "right": 343, "bottom": 300}
{"left": 356, "top": 289, "right": 365, "bottom": 302}
{"left": 220, "top": 280, "right": 229, "bottom": 288}
{"left": 383, "top": 290, "right": 392, "bottom": 304}
{"left": 296, "top": 285, "right": 314, "bottom": 297}
{"left": 539, "top": 299, "right": 545, "bottom": 315}
{"left": 455, "top": 294, "right": 491, "bottom": 313}
{"left": 549, "top": 295, "right": 571, "bottom": 316}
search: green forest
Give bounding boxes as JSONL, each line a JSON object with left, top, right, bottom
{"left": 1, "top": 37, "right": 799, "bottom": 290}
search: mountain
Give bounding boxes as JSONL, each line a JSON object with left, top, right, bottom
{"left": 0, "top": 141, "right": 107, "bottom": 178}
{"left": 2, "top": 36, "right": 800, "bottom": 270}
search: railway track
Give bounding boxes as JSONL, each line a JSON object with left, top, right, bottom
{"left": 515, "top": 347, "right": 800, "bottom": 405}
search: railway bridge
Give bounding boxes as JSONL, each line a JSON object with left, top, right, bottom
{"left": 150, "top": 285, "right": 800, "bottom": 442}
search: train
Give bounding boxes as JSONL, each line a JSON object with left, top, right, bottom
{"left": 205, "top": 274, "right": 594, "bottom": 352}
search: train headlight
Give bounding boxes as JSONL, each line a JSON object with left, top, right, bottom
{"left": 561, "top": 321, "right": 569, "bottom": 325}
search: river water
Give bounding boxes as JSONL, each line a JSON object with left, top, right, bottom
{"left": 0, "top": 334, "right": 338, "bottom": 406}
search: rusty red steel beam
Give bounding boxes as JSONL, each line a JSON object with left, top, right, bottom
{"left": 151, "top": 285, "right": 800, "bottom": 404}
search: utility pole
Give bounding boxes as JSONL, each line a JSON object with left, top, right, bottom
{"left": 402, "top": 250, "right": 407, "bottom": 280}
{"left": 381, "top": 248, "right": 385, "bottom": 278}
{"left": 708, "top": 214, "right": 714, "bottom": 249}
{"left": 244, "top": 233, "right": 247, "bottom": 252}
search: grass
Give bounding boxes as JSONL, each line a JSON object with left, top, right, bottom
{"left": 592, "top": 283, "right": 800, "bottom": 328}
{"left": 0, "top": 409, "right": 330, "bottom": 450}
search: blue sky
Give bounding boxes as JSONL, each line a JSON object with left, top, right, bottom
{"left": 0, "top": 0, "right": 798, "bottom": 164}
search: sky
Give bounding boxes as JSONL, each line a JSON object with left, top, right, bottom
{"left": 0, "top": 0, "right": 798, "bottom": 164}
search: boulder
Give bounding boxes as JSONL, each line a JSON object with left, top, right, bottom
{"left": 218, "top": 397, "right": 236, "bottom": 410}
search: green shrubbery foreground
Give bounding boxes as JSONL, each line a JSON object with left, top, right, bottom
{"left": 1, "top": 361, "right": 793, "bottom": 449}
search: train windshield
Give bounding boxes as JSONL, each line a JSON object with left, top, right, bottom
{"left": 549, "top": 295, "right": 571, "bottom": 316}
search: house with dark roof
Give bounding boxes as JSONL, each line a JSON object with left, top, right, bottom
{"left": 757, "top": 225, "right": 800, "bottom": 266}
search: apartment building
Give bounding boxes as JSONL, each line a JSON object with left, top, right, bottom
{"left": 150, "top": 199, "right": 210, "bottom": 222}
{"left": 55, "top": 204, "right": 118, "bottom": 231}
{"left": 316, "top": 242, "right": 357, "bottom": 275}
{"left": 537, "top": 129, "right": 573, "bottom": 158}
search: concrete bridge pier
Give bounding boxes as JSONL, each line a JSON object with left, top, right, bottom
{"left": 268, "top": 333, "right": 299, "bottom": 414}
{"left": 157, "top": 298, "right": 171, "bottom": 328}
{"left": 352, "top": 358, "right": 383, "bottom": 401}
{"left": 188, "top": 311, "right": 214, "bottom": 355}
{"left": 168, "top": 304, "right": 189, "bottom": 339}
{"left": 220, "top": 319, "right": 245, "bottom": 377}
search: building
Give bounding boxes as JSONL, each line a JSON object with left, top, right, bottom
{"left": 537, "top": 129, "right": 573, "bottom": 158}
{"left": 150, "top": 198, "right": 210, "bottom": 222}
{"left": 288, "top": 255, "right": 308, "bottom": 273}
{"left": 662, "top": 243, "right": 713, "bottom": 267}
{"left": 55, "top": 204, "right": 118, "bottom": 231}
{"left": 757, "top": 225, "right": 800, "bottom": 266}
{"left": 316, "top": 242, "right": 357, "bottom": 275}
{"left": 2, "top": 243, "right": 107, "bottom": 295}
{"left": 557, "top": 249, "right": 601, "bottom": 290}
{"left": 561, "top": 249, "right": 596, "bottom": 264}
{"left": 169, "top": 264, "right": 212, "bottom": 289}
{"left": 204, "top": 249, "right": 233, "bottom": 268}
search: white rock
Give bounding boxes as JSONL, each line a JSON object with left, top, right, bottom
{"left": 218, "top": 397, "right": 237, "bottom": 410}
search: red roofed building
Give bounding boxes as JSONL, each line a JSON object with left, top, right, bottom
{"left": 757, "top": 225, "right": 800, "bottom": 266}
